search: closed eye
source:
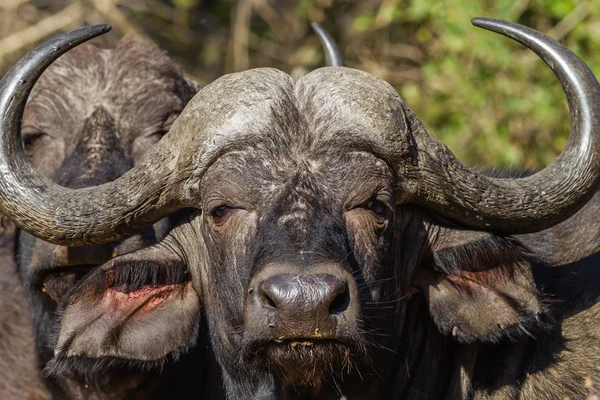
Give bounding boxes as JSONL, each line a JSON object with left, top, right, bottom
{"left": 147, "top": 128, "right": 168, "bottom": 143}
{"left": 22, "top": 131, "right": 49, "bottom": 156}
{"left": 145, "top": 112, "right": 180, "bottom": 142}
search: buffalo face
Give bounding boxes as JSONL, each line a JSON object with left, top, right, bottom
{"left": 12, "top": 40, "right": 197, "bottom": 367}
{"left": 198, "top": 142, "right": 396, "bottom": 385}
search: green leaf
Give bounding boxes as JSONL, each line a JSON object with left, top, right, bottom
{"left": 352, "top": 14, "right": 375, "bottom": 32}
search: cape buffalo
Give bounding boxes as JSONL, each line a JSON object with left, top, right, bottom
{"left": 0, "top": 19, "right": 598, "bottom": 399}
{"left": 0, "top": 34, "right": 204, "bottom": 399}
{"left": 0, "top": 23, "right": 343, "bottom": 399}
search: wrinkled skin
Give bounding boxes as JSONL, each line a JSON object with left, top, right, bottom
{"left": 1, "top": 19, "right": 595, "bottom": 400}
{"left": 0, "top": 41, "right": 210, "bottom": 399}
{"left": 54, "top": 68, "right": 600, "bottom": 399}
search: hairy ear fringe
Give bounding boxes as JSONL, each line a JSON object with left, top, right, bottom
{"left": 428, "top": 234, "right": 537, "bottom": 277}
{"left": 63, "top": 258, "right": 190, "bottom": 305}
{"left": 43, "top": 346, "right": 192, "bottom": 379}
{"left": 422, "top": 234, "right": 554, "bottom": 343}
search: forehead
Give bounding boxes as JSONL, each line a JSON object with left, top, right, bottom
{"left": 176, "top": 67, "right": 411, "bottom": 189}
{"left": 186, "top": 68, "right": 407, "bottom": 205}
{"left": 26, "top": 41, "right": 187, "bottom": 117}
{"left": 203, "top": 140, "right": 394, "bottom": 208}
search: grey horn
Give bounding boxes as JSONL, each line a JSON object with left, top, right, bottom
{"left": 0, "top": 26, "right": 188, "bottom": 245}
{"left": 311, "top": 22, "right": 344, "bottom": 66}
{"left": 410, "top": 18, "right": 600, "bottom": 233}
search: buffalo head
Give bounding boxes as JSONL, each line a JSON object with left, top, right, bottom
{"left": 16, "top": 38, "right": 197, "bottom": 312}
{"left": 0, "top": 28, "right": 202, "bottom": 397}
{"left": 0, "top": 19, "right": 599, "bottom": 398}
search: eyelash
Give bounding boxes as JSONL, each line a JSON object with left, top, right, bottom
{"left": 209, "top": 205, "right": 233, "bottom": 224}
{"left": 366, "top": 200, "right": 385, "bottom": 215}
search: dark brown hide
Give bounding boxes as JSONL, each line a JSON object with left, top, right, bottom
{"left": 2, "top": 19, "right": 600, "bottom": 400}
{"left": 2, "top": 39, "right": 202, "bottom": 399}
{"left": 59, "top": 62, "right": 599, "bottom": 398}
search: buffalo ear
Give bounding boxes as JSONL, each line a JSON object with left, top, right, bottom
{"left": 47, "top": 243, "right": 200, "bottom": 375}
{"left": 417, "top": 229, "right": 544, "bottom": 343}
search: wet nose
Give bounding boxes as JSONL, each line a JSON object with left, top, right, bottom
{"left": 260, "top": 273, "right": 350, "bottom": 317}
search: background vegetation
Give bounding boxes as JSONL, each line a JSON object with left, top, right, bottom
{"left": 1, "top": 0, "right": 599, "bottom": 169}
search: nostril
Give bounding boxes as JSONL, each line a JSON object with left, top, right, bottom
{"left": 261, "top": 290, "right": 278, "bottom": 309}
{"left": 328, "top": 286, "right": 350, "bottom": 315}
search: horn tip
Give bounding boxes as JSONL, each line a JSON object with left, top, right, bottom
{"left": 310, "top": 22, "right": 344, "bottom": 67}
{"left": 50, "top": 24, "right": 112, "bottom": 52}
{"left": 64, "top": 24, "right": 112, "bottom": 46}
{"left": 471, "top": 17, "right": 505, "bottom": 31}
{"left": 471, "top": 17, "right": 489, "bottom": 26}
{"left": 91, "top": 24, "right": 112, "bottom": 34}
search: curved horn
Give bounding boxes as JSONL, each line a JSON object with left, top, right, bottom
{"left": 311, "top": 22, "right": 344, "bottom": 66}
{"left": 0, "top": 26, "right": 187, "bottom": 245}
{"left": 410, "top": 18, "right": 600, "bottom": 233}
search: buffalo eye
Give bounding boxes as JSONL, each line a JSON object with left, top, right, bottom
{"left": 209, "top": 205, "right": 233, "bottom": 225}
{"left": 364, "top": 200, "right": 388, "bottom": 225}
{"left": 147, "top": 128, "right": 168, "bottom": 144}
{"left": 22, "top": 131, "right": 49, "bottom": 157}
{"left": 367, "top": 200, "right": 385, "bottom": 215}
{"left": 141, "top": 112, "right": 179, "bottom": 147}
{"left": 155, "top": 112, "right": 179, "bottom": 139}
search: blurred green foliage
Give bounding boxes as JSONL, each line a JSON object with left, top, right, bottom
{"left": 1, "top": 0, "right": 599, "bottom": 169}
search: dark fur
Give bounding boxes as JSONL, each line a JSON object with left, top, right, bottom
{"left": 0, "top": 41, "right": 211, "bottom": 399}
{"left": 52, "top": 69, "right": 598, "bottom": 400}
{"left": 25, "top": 65, "right": 599, "bottom": 400}
{"left": 0, "top": 235, "right": 50, "bottom": 400}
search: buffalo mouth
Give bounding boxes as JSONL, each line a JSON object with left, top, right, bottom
{"left": 242, "top": 336, "right": 364, "bottom": 386}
